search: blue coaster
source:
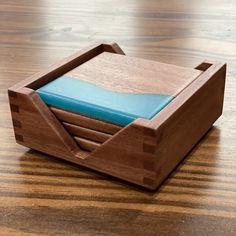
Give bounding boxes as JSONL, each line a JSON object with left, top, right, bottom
{"left": 37, "top": 76, "right": 173, "bottom": 125}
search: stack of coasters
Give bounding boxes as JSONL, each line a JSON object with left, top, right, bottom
{"left": 37, "top": 52, "right": 200, "bottom": 126}
{"left": 36, "top": 52, "right": 201, "bottom": 151}
{"left": 36, "top": 76, "right": 173, "bottom": 126}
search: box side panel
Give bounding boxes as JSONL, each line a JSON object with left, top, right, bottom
{"left": 8, "top": 88, "right": 85, "bottom": 161}
{"left": 8, "top": 87, "right": 156, "bottom": 189}
{"left": 150, "top": 63, "right": 226, "bottom": 188}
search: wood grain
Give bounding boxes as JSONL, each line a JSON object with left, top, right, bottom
{"left": 66, "top": 52, "right": 202, "bottom": 96}
{"left": 9, "top": 44, "right": 222, "bottom": 189}
{"left": 1, "top": 0, "right": 236, "bottom": 235}
{"left": 63, "top": 122, "right": 112, "bottom": 143}
{"left": 51, "top": 106, "right": 122, "bottom": 134}
{"left": 74, "top": 136, "right": 101, "bottom": 152}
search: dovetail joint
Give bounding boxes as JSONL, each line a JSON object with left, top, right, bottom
{"left": 10, "top": 104, "right": 19, "bottom": 113}
{"left": 143, "top": 128, "right": 156, "bottom": 137}
{"left": 143, "top": 143, "right": 156, "bottom": 154}
{"left": 12, "top": 119, "right": 22, "bottom": 128}
{"left": 8, "top": 90, "right": 18, "bottom": 98}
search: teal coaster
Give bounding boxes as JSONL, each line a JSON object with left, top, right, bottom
{"left": 37, "top": 76, "right": 173, "bottom": 125}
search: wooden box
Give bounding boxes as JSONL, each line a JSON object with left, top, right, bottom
{"left": 8, "top": 42, "right": 226, "bottom": 190}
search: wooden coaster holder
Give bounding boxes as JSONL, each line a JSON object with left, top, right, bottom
{"left": 8, "top": 42, "right": 226, "bottom": 190}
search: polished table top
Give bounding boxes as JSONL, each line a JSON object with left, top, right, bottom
{"left": 0, "top": 0, "right": 236, "bottom": 235}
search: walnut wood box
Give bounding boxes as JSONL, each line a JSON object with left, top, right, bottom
{"left": 8, "top": 42, "right": 226, "bottom": 190}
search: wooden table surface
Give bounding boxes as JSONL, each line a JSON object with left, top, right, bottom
{"left": 0, "top": 0, "right": 236, "bottom": 235}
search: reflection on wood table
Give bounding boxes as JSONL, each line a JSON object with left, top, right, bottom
{"left": 0, "top": 0, "right": 236, "bottom": 235}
